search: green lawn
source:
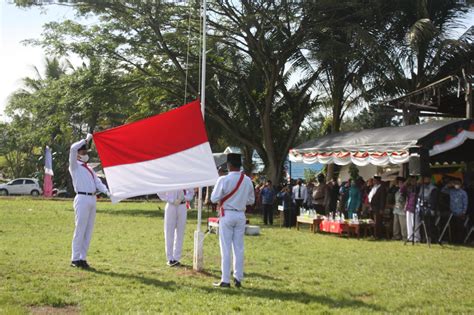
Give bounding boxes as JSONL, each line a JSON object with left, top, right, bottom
{"left": 0, "top": 198, "right": 473, "bottom": 314}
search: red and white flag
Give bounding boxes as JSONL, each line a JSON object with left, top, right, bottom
{"left": 43, "top": 146, "right": 53, "bottom": 197}
{"left": 93, "top": 100, "right": 218, "bottom": 203}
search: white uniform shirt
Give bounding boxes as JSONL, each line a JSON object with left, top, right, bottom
{"left": 158, "top": 189, "right": 194, "bottom": 204}
{"left": 68, "top": 139, "right": 108, "bottom": 194}
{"left": 292, "top": 184, "right": 307, "bottom": 202}
{"left": 210, "top": 171, "right": 255, "bottom": 211}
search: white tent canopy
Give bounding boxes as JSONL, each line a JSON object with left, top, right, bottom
{"left": 289, "top": 119, "right": 474, "bottom": 166}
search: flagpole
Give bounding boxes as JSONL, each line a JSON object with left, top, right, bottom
{"left": 198, "top": 0, "right": 207, "bottom": 233}
{"left": 200, "top": 0, "right": 207, "bottom": 119}
{"left": 194, "top": 0, "right": 207, "bottom": 271}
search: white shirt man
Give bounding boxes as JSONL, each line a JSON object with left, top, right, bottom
{"left": 292, "top": 179, "right": 307, "bottom": 223}
{"left": 292, "top": 180, "right": 308, "bottom": 204}
{"left": 157, "top": 189, "right": 194, "bottom": 267}
{"left": 69, "top": 133, "right": 109, "bottom": 269}
{"left": 210, "top": 153, "right": 255, "bottom": 288}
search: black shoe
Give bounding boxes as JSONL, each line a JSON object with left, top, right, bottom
{"left": 80, "top": 260, "right": 91, "bottom": 269}
{"left": 167, "top": 260, "right": 179, "bottom": 267}
{"left": 70, "top": 260, "right": 81, "bottom": 268}
{"left": 233, "top": 277, "right": 242, "bottom": 288}
{"left": 213, "top": 281, "right": 231, "bottom": 288}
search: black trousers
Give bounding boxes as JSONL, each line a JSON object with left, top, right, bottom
{"left": 294, "top": 199, "right": 304, "bottom": 216}
{"left": 263, "top": 203, "right": 273, "bottom": 225}
{"left": 283, "top": 208, "right": 291, "bottom": 227}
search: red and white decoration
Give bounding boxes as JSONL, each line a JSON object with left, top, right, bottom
{"left": 93, "top": 100, "right": 218, "bottom": 203}
{"left": 430, "top": 128, "right": 474, "bottom": 156}
{"left": 289, "top": 150, "right": 410, "bottom": 166}
{"left": 289, "top": 121, "right": 474, "bottom": 166}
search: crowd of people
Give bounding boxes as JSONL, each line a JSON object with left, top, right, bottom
{"left": 252, "top": 173, "right": 473, "bottom": 243}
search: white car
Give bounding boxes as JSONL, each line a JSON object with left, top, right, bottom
{"left": 0, "top": 178, "right": 43, "bottom": 196}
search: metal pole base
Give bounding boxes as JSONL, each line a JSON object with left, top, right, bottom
{"left": 193, "top": 230, "right": 204, "bottom": 271}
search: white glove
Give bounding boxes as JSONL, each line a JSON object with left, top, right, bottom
{"left": 173, "top": 199, "right": 182, "bottom": 206}
{"left": 85, "top": 133, "right": 93, "bottom": 143}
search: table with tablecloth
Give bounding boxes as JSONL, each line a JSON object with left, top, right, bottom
{"left": 318, "top": 220, "right": 376, "bottom": 237}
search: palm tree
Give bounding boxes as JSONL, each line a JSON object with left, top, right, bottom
{"left": 18, "top": 56, "right": 70, "bottom": 94}
{"left": 373, "top": 0, "right": 473, "bottom": 124}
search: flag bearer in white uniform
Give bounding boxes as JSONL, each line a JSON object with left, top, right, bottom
{"left": 211, "top": 153, "right": 255, "bottom": 288}
{"left": 69, "top": 133, "right": 110, "bottom": 269}
{"left": 158, "top": 189, "right": 194, "bottom": 267}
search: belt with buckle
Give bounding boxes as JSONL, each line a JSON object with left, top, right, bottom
{"left": 77, "top": 192, "right": 96, "bottom": 196}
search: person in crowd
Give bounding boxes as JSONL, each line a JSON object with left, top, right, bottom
{"left": 405, "top": 176, "right": 419, "bottom": 242}
{"left": 306, "top": 181, "right": 314, "bottom": 209}
{"left": 346, "top": 179, "right": 362, "bottom": 219}
{"left": 361, "top": 177, "right": 373, "bottom": 218}
{"left": 339, "top": 180, "right": 350, "bottom": 215}
{"left": 416, "top": 174, "right": 438, "bottom": 242}
{"left": 261, "top": 180, "right": 276, "bottom": 225}
{"left": 441, "top": 177, "right": 468, "bottom": 243}
{"left": 211, "top": 153, "right": 255, "bottom": 288}
{"left": 158, "top": 189, "right": 194, "bottom": 267}
{"left": 384, "top": 179, "right": 398, "bottom": 239}
{"left": 392, "top": 176, "right": 407, "bottom": 241}
{"left": 466, "top": 179, "right": 474, "bottom": 224}
{"left": 368, "top": 175, "right": 387, "bottom": 239}
{"left": 292, "top": 179, "right": 307, "bottom": 217}
{"left": 327, "top": 177, "right": 340, "bottom": 214}
{"left": 277, "top": 185, "right": 292, "bottom": 228}
{"left": 69, "top": 133, "right": 110, "bottom": 269}
{"left": 254, "top": 183, "right": 263, "bottom": 214}
{"left": 312, "top": 174, "right": 329, "bottom": 214}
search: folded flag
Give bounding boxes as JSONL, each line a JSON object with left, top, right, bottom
{"left": 93, "top": 100, "right": 218, "bottom": 203}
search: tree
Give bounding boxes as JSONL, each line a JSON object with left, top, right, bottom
{"left": 27, "top": 1, "right": 322, "bottom": 184}
{"left": 370, "top": 0, "right": 473, "bottom": 124}
{"left": 4, "top": 55, "right": 135, "bottom": 188}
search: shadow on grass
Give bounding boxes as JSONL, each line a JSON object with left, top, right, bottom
{"left": 87, "top": 267, "right": 383, "bottom": 311}
{"left": 87, "top": 268, "right": 177, "bottom": 291}
{"left": 245, "top": 272, "right": 281, "bottom": 281}
{"left": 96, "top": 209, "right": 164, "bottom": 218}
{"left": 196, "top": 284, "right": 386, "bottom": 311}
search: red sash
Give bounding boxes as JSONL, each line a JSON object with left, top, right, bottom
{"left": 218, "top": 172, "right": 245, "bottom": 217}
{"left": 81, "top": 163, "right": 95, "bottom": 179}
{"left": 183, "top": 189, "right": 191, "bottom": 209}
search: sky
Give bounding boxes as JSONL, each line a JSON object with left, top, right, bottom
{"left": 0, "top": 2, "right": 80, "bottom": 121}
{"left": 0, "top": 3, "right": 473, "bottom": 122}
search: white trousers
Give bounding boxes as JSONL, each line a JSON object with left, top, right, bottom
{"left": 406, "top": 211, "right": 420, "bottom": 242}
{"left": 164, "top": 203, "right": 187, "bottom": 262}
{"left": 71, "top": 195, "right": 96, "bottom": 261}
{"left": 219, "top": 210, "right": 246, "bottom": 283}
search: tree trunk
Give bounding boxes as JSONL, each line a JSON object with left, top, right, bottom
{"left": 241, "top": 145, "right": 254, "bottom": 176}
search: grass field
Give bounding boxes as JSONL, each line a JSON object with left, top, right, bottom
{"left": 1, "top": 197, "right": 473, "bottom": 314}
